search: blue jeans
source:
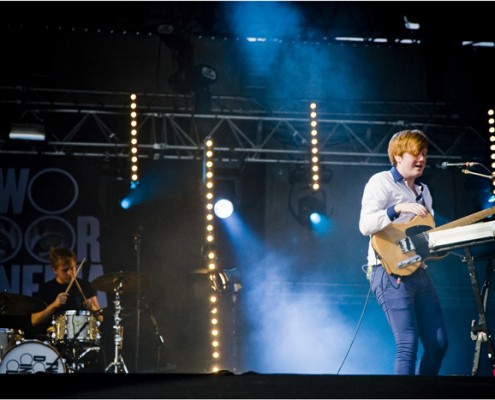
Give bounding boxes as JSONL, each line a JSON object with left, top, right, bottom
{"left": 370, "top": 264, "right": 448, "bottom": 375}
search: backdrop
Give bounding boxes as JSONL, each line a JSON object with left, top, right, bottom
{"left": 1, "top": 154, "right": 493, "bottom": 375}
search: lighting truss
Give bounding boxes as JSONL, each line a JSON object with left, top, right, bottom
{"left": 0, "top": 86, "right": 488, "bottom": 167}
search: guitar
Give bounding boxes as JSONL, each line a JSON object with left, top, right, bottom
{"left": 371, "top": 205, "right": 495, "bottom": 276}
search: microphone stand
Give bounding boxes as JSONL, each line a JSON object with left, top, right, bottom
{"left": 462, "top": 169, "right": 495, "bottom": 180}
{"left": 457, "top": 163, "right": 495, "bottom": 375}
{"left": 134, "top": 226, "right": 142, "bottom": 372}
{"left": 461, "top": 163, "right": 495, "bottom": 181}
{"left": 141, "top": 291, "right": 166, "bottom": 371}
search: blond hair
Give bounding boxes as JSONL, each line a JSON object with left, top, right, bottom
{"left": 49, "top": 247, "right": 77, "bottom": 270}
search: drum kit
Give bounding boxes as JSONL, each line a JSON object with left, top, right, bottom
{"left": 0, "top": 271, "right": 149, "bottom": 374}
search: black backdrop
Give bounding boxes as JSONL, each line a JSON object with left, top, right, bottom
{"left": 1, "top": 154, "right": 494, "bottom": 375}
{"left": 1, "top": 1, "right": 495, "bottom": 377}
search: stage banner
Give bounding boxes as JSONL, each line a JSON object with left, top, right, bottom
{"left": 0, "top": 157, "right": 125, "bottom": 312}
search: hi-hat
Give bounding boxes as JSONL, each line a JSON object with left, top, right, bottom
{"left": 0, "top": 291, "right": 46, "bottom": 315}
{"left": 99, "top": 306, "right": 137, "bottom": 318}
{"left": 91, "top": 271, "right": 150, "bottom": 293}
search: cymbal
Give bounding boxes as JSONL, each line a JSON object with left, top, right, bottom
{"left": 91, "top": 271, "right": 150, "bottom": 293}
{"left": 0, "top": 292, "right": 46, "bottom": 315}
{"left": 99, "top": 306, "right": 137, "bottom": 318}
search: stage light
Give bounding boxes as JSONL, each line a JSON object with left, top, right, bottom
{"left": 169, "top": 64, "right": 217, "bottom": 94}
{"left": 120, "top": 198, "right": 131, "bottom": 210}
{"left": 310, "top": 212, "right": 322, "bottom": 224}
{"left": 202, "top": 137, "right": 224, "bottom": 373}
{"left": 214, "top": 198, "right": 234, "bottom": 219}
{"left": 213, "top": 176, "right": 239, "bottom": 220}
{"left": 9, "top": 123, "right": 46, "bottom": 141}
{"left": 298, "top": 194, "right": 327, "bottom": 227}
{"left": 488, "top": 108, "right": 495, "bottom": 195}
{"left": 130, "top": 93, "right": 139, "bottom": 189}
{"left": 404, "top": 16, "right": 420, "bottom": 30}
{"left": 156, "top": 24, "right": 174, "bottom": 35}
{"left": 309, "top": 102, "right": 320, "bottom": 191}
{"left": 289, "top": 164, "right": 333, "bottom": 229}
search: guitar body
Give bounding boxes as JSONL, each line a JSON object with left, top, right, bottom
{"left": 371, "top": 214, "right": 447, "bottom": 276}
{"left": 371, "top": 206, "right": 495, "bottom": 276}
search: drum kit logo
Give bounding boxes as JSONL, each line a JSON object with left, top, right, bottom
{"left": 0, "top": 292, "right": 99, "bottom": 373}
{"left": 0, "top": 340, "right": 66, "bottom": 374}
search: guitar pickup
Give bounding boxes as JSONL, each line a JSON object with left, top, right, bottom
{"left": 397, "top": 255, "right": 422, "bottom": 269}
{"left": 397, "top": 237, "right": 416, "bottom": 253}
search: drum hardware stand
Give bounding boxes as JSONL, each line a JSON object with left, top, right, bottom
{"left": 66, "top": 340, "right": 88, "bottom": 373}
{"left": 141, "top": 292, "right": 165, "bottom": 371}
{"left": 58, "top": 314, "right": 102, "bottom": 373}
{"left": 63, "top": 344, "right": 100, "bottom": 373}
{"left": 105, "top": 280, "right": 128, "bottom": 373}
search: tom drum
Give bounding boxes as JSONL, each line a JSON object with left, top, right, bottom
{"left": 51, "top": 310, "right": 100, "bottom": 346}
{"left": 0, "top": 328, "right": 24, "bottom": 361}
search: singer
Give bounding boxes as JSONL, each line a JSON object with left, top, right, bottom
{"left": 359, "top": 129, "right": 448, "bottom": 375}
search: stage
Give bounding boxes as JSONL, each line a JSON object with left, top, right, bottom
{"left": 2, "top": 372, "right": 495, "bottom": 398}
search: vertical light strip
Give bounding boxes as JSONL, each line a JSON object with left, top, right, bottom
{"left": 130, "top": 93, "right": 139, "bottom": 189}
{"left": 488, "top": 108, "right": 495, "bottom": 196}
{"left": 310, "top": 102, "right": 320, "bottom": 191}
{"left": 203, "top": 137, "right": 221, "bottom": 373}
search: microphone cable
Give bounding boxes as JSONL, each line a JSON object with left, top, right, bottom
{"left": 336, "top": 265, "right": 373, "bottom": 375}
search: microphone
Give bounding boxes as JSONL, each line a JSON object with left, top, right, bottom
{"left": 440, "top": 161, "right": 477, "bottom": 169}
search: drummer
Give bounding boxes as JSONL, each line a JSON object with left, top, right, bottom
{"left": 31, "top": 247, "right": 101, "bottom": 338}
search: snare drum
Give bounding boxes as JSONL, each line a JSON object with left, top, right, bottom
{"left": 0, "top": 328, "right": 24, "bottom": 361}
{"left": 0, "top": 340, "right": 66, "bottom": 374}
{"left": 51, "top": 310, "right": 100, "bottom": 346}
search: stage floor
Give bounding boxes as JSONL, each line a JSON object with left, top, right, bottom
{"left": 2, "top": 372, "right": 495, "bottom": 398}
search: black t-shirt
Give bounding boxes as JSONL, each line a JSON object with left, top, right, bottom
{"left": 31, "top": 278, "right": 97, "bottom": 338}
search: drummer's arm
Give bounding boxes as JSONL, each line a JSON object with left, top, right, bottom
{"left": 84, "top": 295, "right": 103, "bottom": 322}
{"left": 31, "top": 292, "right": 67, "bottom": 327}
{"left": 84, "top": 295, "right": 100, "bottom": 312}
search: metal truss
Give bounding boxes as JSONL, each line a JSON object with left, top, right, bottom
{"left": 0, "top": 86, "right": 488, "bottom": 167}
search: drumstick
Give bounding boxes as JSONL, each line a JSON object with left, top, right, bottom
{"left": 65, "top": 257, "right": 86, "bottom": 294}
{"left": 74, "top": 279, "right": 87, "bottom": 302}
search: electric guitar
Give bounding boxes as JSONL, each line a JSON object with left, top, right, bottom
{"left": 371, "top": 206, "right": 495, "bottom": 276}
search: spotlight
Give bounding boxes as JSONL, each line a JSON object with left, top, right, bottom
{"left": 213, "top": 176, "right": 239, "bottom": 219}
{"left": 209, "top": 268, "right": 242, "bottom": 293}
{"left": 403, "top": 16, "right": 420, "bottom": 31}
{"left": 298, "top": 194, "right": 327, "bottom": 227}
{"left": 157, "top": 24, "right": 174, "bottom": 35}
{"left": 120, "top": 198, "right": 131, "bottom": 210}
{"left": 214, "top": 198, "right": 234, "bottom": 219}
{"left": 169, "top": 64, "right": 217, "bottom": 94}
{"left": 309, "top": 212, "right": 322, "bottom": 224}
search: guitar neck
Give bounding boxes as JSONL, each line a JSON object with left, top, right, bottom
{"left": 430, "top": 206, "right": 495, "bottom": 233}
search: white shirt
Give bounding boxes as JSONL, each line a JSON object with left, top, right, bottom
{"left": 359, "top": 167, "right": 433, "bottom": 266}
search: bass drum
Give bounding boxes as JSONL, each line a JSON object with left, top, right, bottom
{"left": 0, "top": 340, "right": 67, "bottom": 374}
